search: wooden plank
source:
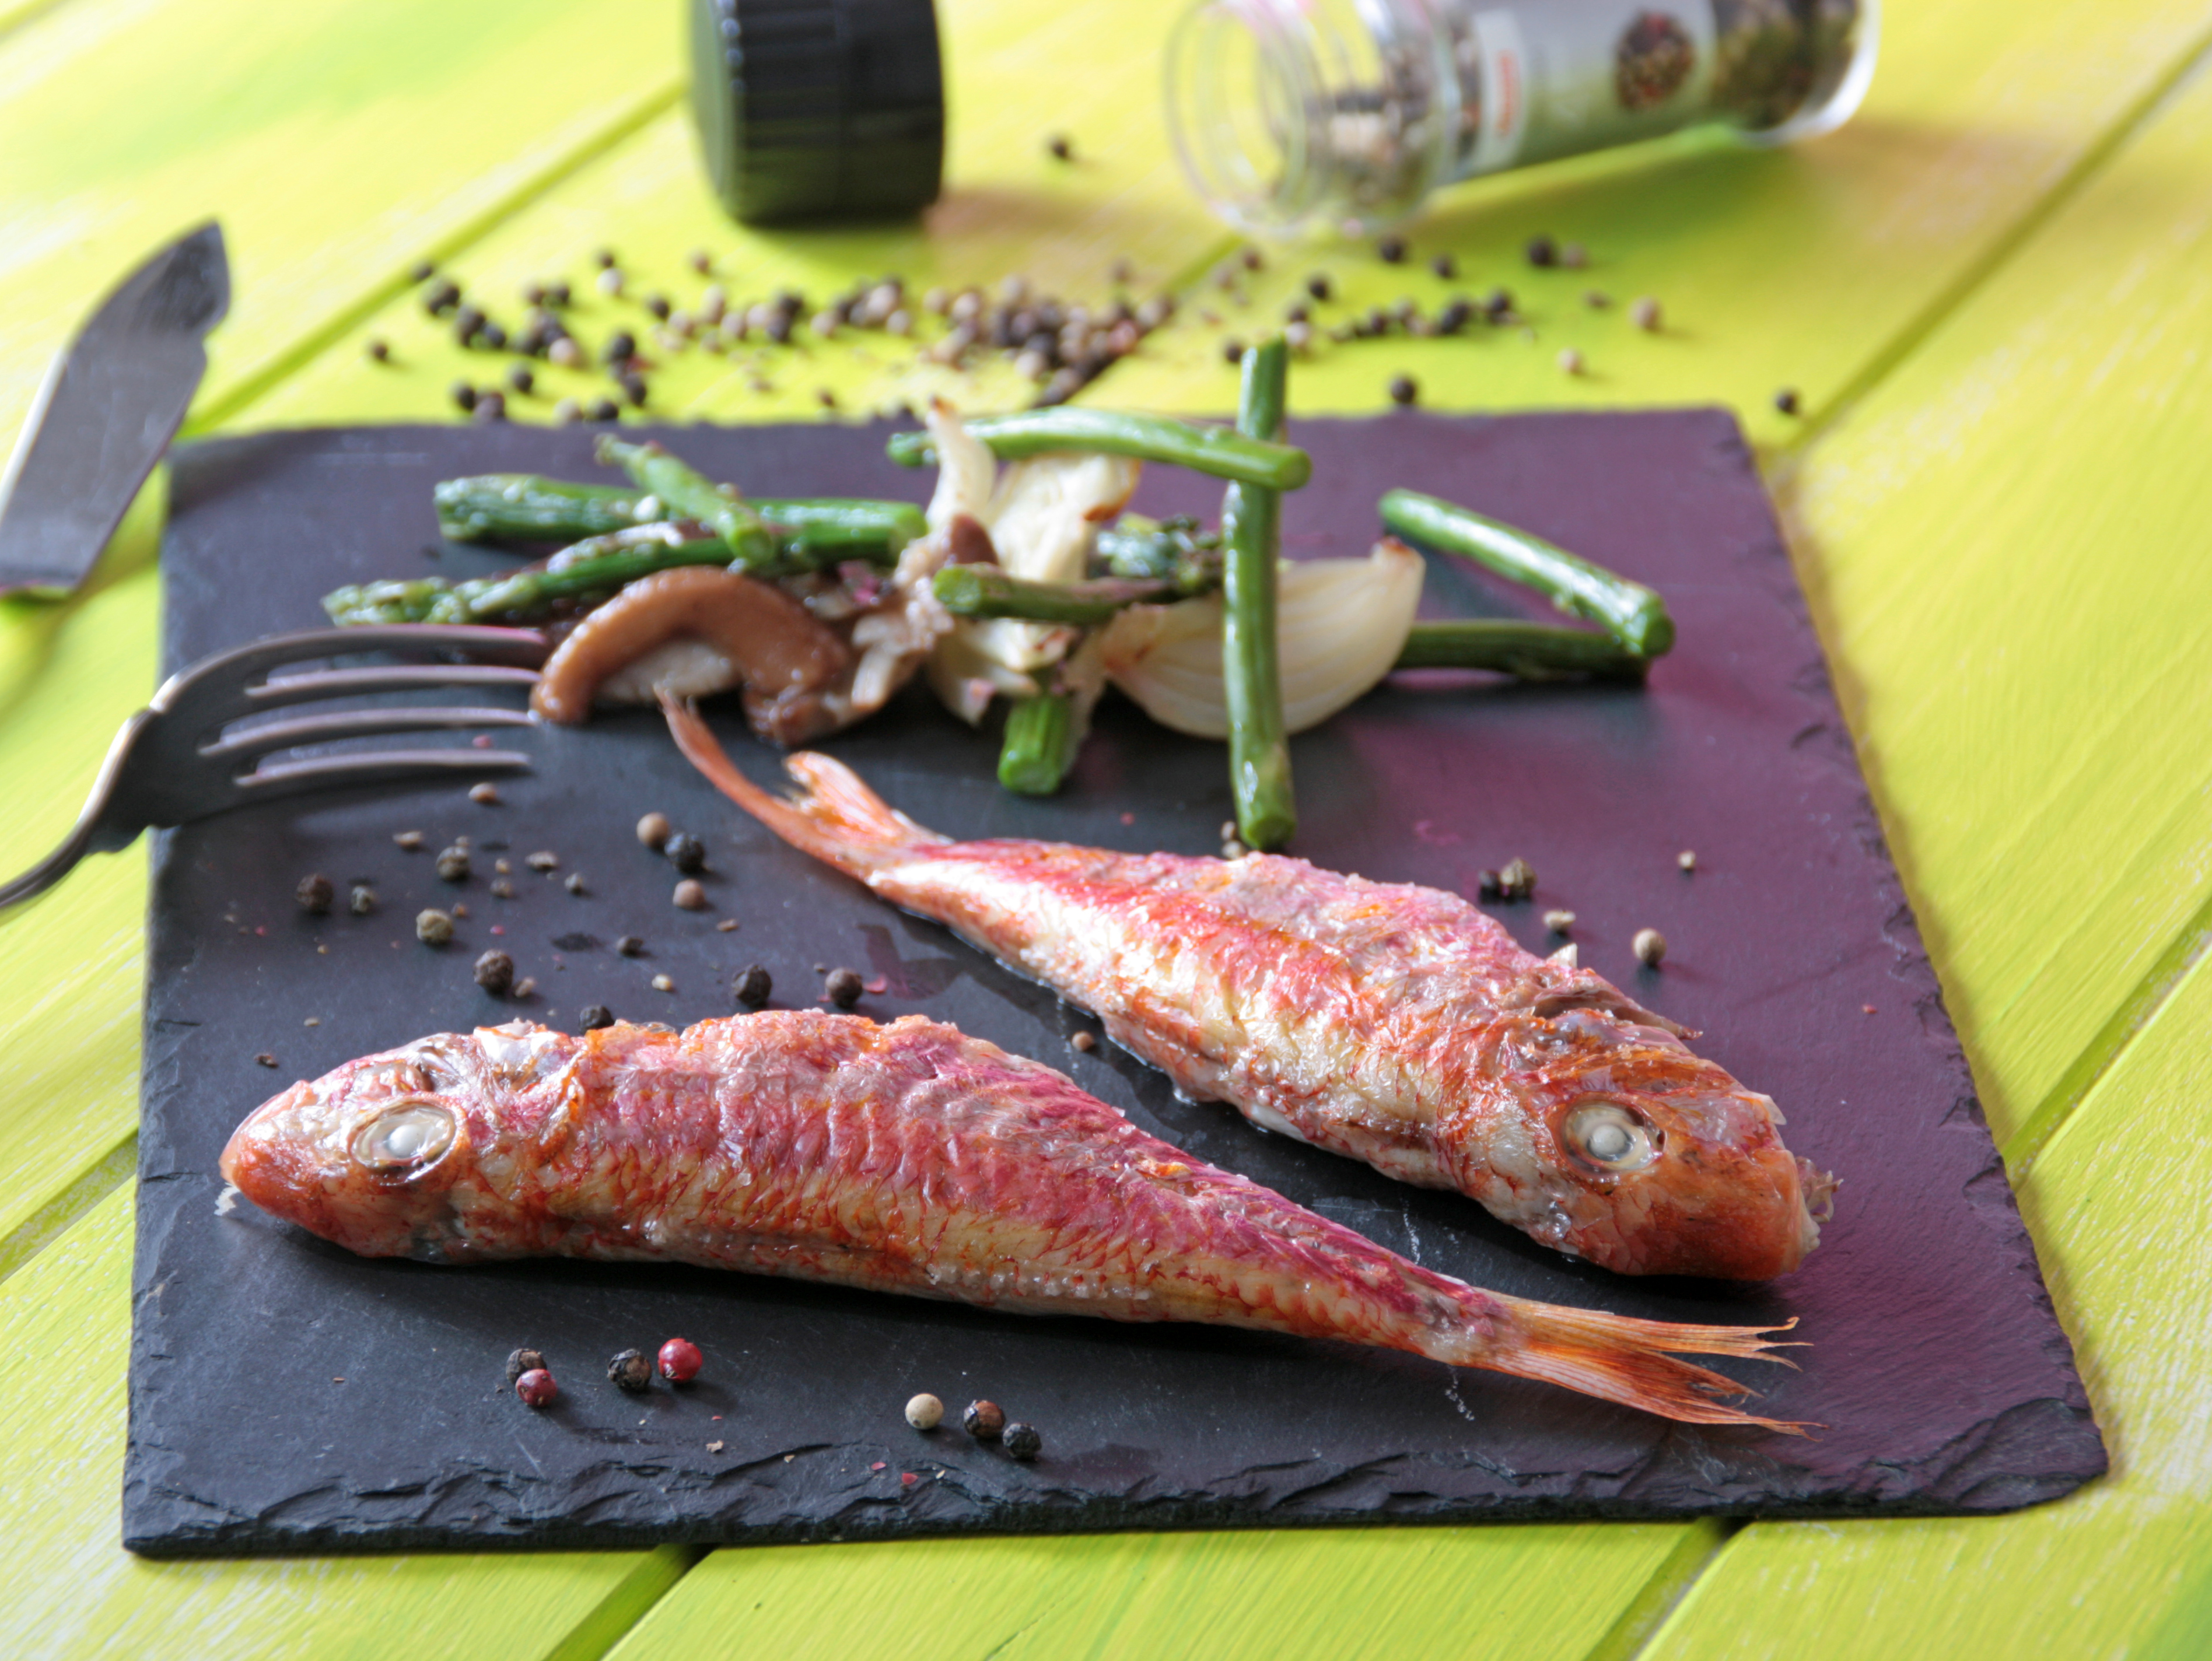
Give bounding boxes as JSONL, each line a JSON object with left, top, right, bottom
{"left": 0, "top": 1185, "right": 692, "bottom": 1658}
{"left": 1090, "top": 0, "right": 2212, "bottom": 451}
{"left": 0, "top": 0, "right": 684, "bottom": 441}
{"left": 1637, "top": 941, "right": 2212, "bottom": 1660}
{"left": 240, "top": 0, "right": 1230, "bottom": 432}
{"left": 603, "top": 1520, "right": 1722, "bottom": 1661}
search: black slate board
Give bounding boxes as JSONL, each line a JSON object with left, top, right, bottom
{"left": 124, "top": 413, "right": 2105, "bottom": 1555}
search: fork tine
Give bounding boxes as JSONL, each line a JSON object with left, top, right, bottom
{"left": 199, "top": 705, "right": 536, "bottom": 766}
{"left": 153, "top": 625, "right": 550, "bottom": 712}
{"left": 232, "top": 747, "right": 533, "bottom": 804}
{"left": 243, "top": 663, "right": 542, "bottom": 714}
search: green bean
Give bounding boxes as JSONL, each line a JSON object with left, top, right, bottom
{"left": 933, "top": 566, "right": 1190, "bottom": 625}
{"left": 758, "top": 498, "right": 928, "bottom": 569}
{"left": 595, "top": 436, "right": 776, "bottom": 570}
{"left": 997, "top": 692, "right": 1083, "bottom": 796}
{"left": 1220, "top": 339, "right": 1297, "bottom": 851}
{"left": 887, "top": 408, "right": 1311, "bottom": 491}
{"left": 1394, "top": 621, "right": 1650, "bottom": 679}
{"left": 435, "top": 476, "right": 642, "bottom": 542}
{"left": 321, "top": 526, "right": 729, "bottom": 626}
{"left": 1379, "top": 489, "right": 1674, "bottom": 657}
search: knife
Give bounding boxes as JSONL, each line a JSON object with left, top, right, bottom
{"left": 0, "top": 221, "right": 230, "bottom": 598}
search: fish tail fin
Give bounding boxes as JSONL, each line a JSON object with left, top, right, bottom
{"left": 661, "top": 693, "right": 947, "bottom": 877}
{"left": 1476, "top": 1298, "right": 1812, "bottom": 1434}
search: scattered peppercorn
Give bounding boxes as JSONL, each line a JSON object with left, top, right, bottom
{"left": 1377, "top": 234, "right": 1407, "bottom": 264}
{"left": 1584, "top": 289, "right": 1611, "bottom": 308}
{"left": 469, "top": 782, "right": 501, "bottom": 805}
{"left": 644, "top": 293, "right": 671, "bottom": 321}
{"left": 905, "top": 1392, "right": 944, "bottom": 1430}
{"left": 1677, "top": 849, "right": 1698, "bottom": 872}
{"left": 1560, "top": 242, "right": 1588, "bottom": 268}
{"left": 489, "top": 877, "right": 514, "bottom": 898}
{"left": 416, "top": 909, "right": 455, "bottom": 945}
{"left": 658, "top": 1337, "right": 704, "bottom": 1383}
{"left": 1633, "top": 927, "right": 1668, "bottom": 967}
{"left": 1430, "top": 253, "right": 1456, "bottom": 278}
{"left": 472, "top": 390, "right": 507, "bottom": 423}
{"left": 474, "top": 950, "right": 515, "bottom": 995}
{"left": 1046, "top": 133, "right": 1073, "bottom": 161}
{"left": 1071, "top": 1031, "right": 1097, "bottom": 1052}
{"left": 1476, "top": 869, "right": 1503, "bottom": 900}
{"left": 394, "top": 830, "right": 425, "bottom": 850}
{"left": 1388, "top": 374, "right": 1418, "bottom": 407}
{"left": 565, "top": 872, "right": 589, "bottom": 895}
{"left": 1630, "top": 296, "right": 1662, "bottom": 331}
{"left": 366, "top": 338, "right": 390, "bottom": 363}
{"left": 296, "top": 873, "right": 334, "bottom": 915}
{"left": 1306, "top": 273, "right": 1332, "bottom": 302}
{"left": 435, "top": 846, "right": 470, "bottom": 882}
{"left": 506, "top": 365, "right": 534, "bottom": 395}
{"left": 617, "top": 935, "right": 645, "bottom": 956}
{"left": 450, "top": 381, "right": 478, "bottom": 414}
{"left": 607, "top": 1348, "right": 653, "bottom": 1392}
{"left": 525, "top": 850, "right": 559, "bottom": 872}
{"left": 349, "top": 884, "right": 377, "bottom": 916}
{"left": 422, "top": 279, "right": 461, "bottom": 316}
{"left": 513, "top": 977, "right": 536, "bottom": 998}
{"left": 963, "top": 1400, "right": 1006, "bottom": 1441}
{"left": 255, "top": 1053, "right": 278, "bottom": 1068}
{"left": 651, "top": 973, "right": 675, "bottom": 993}
{"left": 1527, "top": 234, "right": 1558, "bottom": 267}
{"left": 1002, "top": 1422, "right": 1043, "bottom": 1461}
{"left": 505, "top": 1347, "right": 547, "bottom": 1386}
{"left": 1773, "top": 387, "right": 1801, "bottom": 416}
{"left": 580, "top": 1005, "right": 614, "bottom": 1031}
{"left": 1221, "top": 338, "right": 1245, "bottom": 366}
{"left": 516, "top": 1368, "right": 558, "bottom": 1407}
{"left": 733, "top": 965, "right": 772, "bottom": 1007}
{"left": 1558, "top": 348, "right": 1584, "bottom": 376}
{"left": 1497, "top": 858, "right": 1537, "bottom": 900}
{"left": 825, "top": 967, "right": 864, "bottom": 1008}
{"left": 1544, "top": 909, "right": 1576, "bottom": 934}
{"left": 589, "top": 397, "right": 621, "bottom": 423}
{"left": 664, "top": 832, "right": 707, "bottom": 874}
{"left": 673, "top": 878, "right": 708, "bottom": 910}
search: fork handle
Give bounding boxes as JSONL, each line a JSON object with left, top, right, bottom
{"left": 1, "top": 710, "right": 151, "bottom": 918}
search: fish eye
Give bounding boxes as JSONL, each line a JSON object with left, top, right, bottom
{"left": 351, "top": 1098, "right": 457, "bottom": 1173}
{"left": 1562, "top": 1101, "right": 1660, "bottom": 1174}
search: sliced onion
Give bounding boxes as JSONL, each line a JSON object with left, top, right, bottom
{"left": 1100, "top": 539, "right": 1423, "bottom": 738}
{"left": 923, "top": 399, "right": 995, "bottom": 532}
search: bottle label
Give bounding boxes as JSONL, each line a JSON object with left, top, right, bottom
{"left": 1469, "top": 10, "right": 1529, "bottom": 173}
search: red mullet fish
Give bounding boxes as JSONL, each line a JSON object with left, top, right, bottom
{"left": 221, "top": 1011, "right": 1801, "bottom": 1429}
{"left": 665, "top": 703, "right": 1836, "bottom": 1280}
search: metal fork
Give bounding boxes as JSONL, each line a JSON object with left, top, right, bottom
{"left": 3, "top": 623, "right": 549, "bottom": 914}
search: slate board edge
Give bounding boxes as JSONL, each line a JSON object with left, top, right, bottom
{"left": 120, "top": 415, "right": 2105, "bottom": 1556}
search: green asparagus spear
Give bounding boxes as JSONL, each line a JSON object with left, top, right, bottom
{"left": 933, "top": 565, "right": 1194, "bottom": 625}
{"left": 1220, "top": 340, "right": 1297, "bottom": 851}
{"left": 1379, "top": 489, "right": 1674, "bottom": 657}
{"left": 594, "top": 436, "right": 777, "bottom": 570}
{"left": 321, "top": 525, "right": 729, "bottom": 626}
{"left": 435, "top": 473, "right": 926, "bottom": 567}
{"left": 436, "top": 476, "right": 643, "bottom": 542}
{"left": 887, "top": 408, "right": 1311, "bottom": 491}
{"left": 997, "top": 692, "right": 1083, "bottom": 796}
{"left": 1395, "top": 621, "right": 1649, "bottom": 679}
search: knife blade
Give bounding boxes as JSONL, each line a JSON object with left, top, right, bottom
{"left": 0, "top": 221, "right": 230, "bottom": 598}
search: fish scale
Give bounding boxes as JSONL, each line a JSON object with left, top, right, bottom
{"left": 223, "top": 1010, "right": 1801, "bottom": 1429}
{"left": 666, "top": 707, "right": 1836, "bottom": 1280}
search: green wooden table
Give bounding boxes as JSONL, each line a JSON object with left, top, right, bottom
{"left": 5, "top": 1, "right": 2210, "bottom": 1653}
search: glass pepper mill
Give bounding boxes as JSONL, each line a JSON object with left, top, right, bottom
{"left": 1166, "top": 0, "right": 1878, "bottom": 237}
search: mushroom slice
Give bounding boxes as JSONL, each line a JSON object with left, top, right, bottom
{"left": 532, "top": 566, "right": 852, "bottom": 744}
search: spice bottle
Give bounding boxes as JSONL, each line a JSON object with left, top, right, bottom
{"left": 1165, "top": 0, "right": 1878, "bottom": 236}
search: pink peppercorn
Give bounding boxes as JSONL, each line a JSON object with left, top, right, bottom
{"left": 658, "top": 1337, "right": 704, "bottom": 1383}
{"left": 516, "top": 1368, "right": 558, "bottom": 1407}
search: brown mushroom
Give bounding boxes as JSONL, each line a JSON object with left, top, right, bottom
{"left": 531, "top": 566, "right": 851, "bottom": 743}
{"left": 944, "top": 513, "right": 999, "bottom": 566}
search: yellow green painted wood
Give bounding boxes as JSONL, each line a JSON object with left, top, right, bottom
{"left": 1097, "top": 0, "right": 2212, "bottom": 453}
{"left": 0, "top": 0, "right": 684, "bottom": 442}
{"left": 241, "top": 0, "right": 1228, "bottom": 433}
{"left": 0, "top": 1184, "right": 692, "bottom": 1659}
{"left": 1640, "top": 935, "right": 2212, "bottom": 1661}
{"left": 606, "top": 1516, "right": 1723, "bottom": 1661}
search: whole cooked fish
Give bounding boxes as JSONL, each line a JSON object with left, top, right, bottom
{"left": 221, "top": 1011, "right": 1800, "bottom": 1429}
{"left": 664, "top": 705, "right": 1837, "bottom": 1280}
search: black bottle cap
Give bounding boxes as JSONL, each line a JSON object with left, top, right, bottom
{"left": 690, "top": 0, "right": 946, "bottom": 225}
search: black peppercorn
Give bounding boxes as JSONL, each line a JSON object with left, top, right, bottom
{"left": 296, "top": 873, "right": 334, "bottom": 915}
{"left": 1526, "top": 234, "right": 1558, "bottom": 267}
{"left": 580, "top": 1005, "right": 614, "bottom": 1031}
{"left": 963, "top": 1400, "right": 1006, "bottom": 1441}
{"left": 645, "top": 293, "right": 671, "bottom": 321}
{"left": 1388, "top": 374, "right": 1418, "bottom": 407}
{"left": 824, "top": 968, "right": 864, "bottom": 1009}
{"left": 607, "top": 1348, "right": 653, "bottom": 1392}
{"left": 505, "top": 1346, "right": 547, "bottom": 1386}
{"left": 423, "top": 279, "right": 461, "bottom": 316}
{"left": 1430, "top": 253, "right": 1456, "bottom": 278}
{"left": 1436, "top": 298, "right": 1473, "bottom": 335}
{"left": 480, "top": 323, "right": 508, "bottom": 351}
{"left": 1047, "top": 134, "right": 1073, "bottom": 161}
{"left": 474, "top": 950, "right": 514, "bottom": 995}
{"left": 1773, "top": 387, "right": 1801, "bottom": 416}
{"left": 1484, "top": 287, "right": 1514, "bottom": 320}
{"left": 473, "top": 390, "right": 506, "bottom": 423}
{"left": 1476, "top": 869, "right": 1504, "bottom": 900}
{"left": 621, "top": 373, "right": 648, "bottom": 408}
{"left": 733, "top": 965, "right": 772, "bottom": 1007}
{"left": 1377, "top": 234, "right": 1407, "bottom": 264}
{"left": 1306, "top": 273, "right": 1332, "bottom": 302}
{"left": 589, "top": 398, "right": 620, "bottom": 423}
{"left": 603, "top": 330, "right": 636, "bottom": 366}
{"left": 508, "top": 365, "right": 534, "bottom": 394}
{"left": 1002, "top": 1422, "right": 1042, "bottom": 1460}
{"left": 365, "top": 338, "right": 390, "bottom": 363}
{"left": 450, "top": 381, "right": 478, "bottom": 414}
{"left": 409, "top": 260, "right": 437, "bottom": 283}
{"left": 1220, "top": 338, "right": 1245, "bottom": 366}
{"left": 664, "top": 832, "right": 707, "bottom": 874}
{"left": 616, "top": 935, "right": 645, "bottom": 957}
